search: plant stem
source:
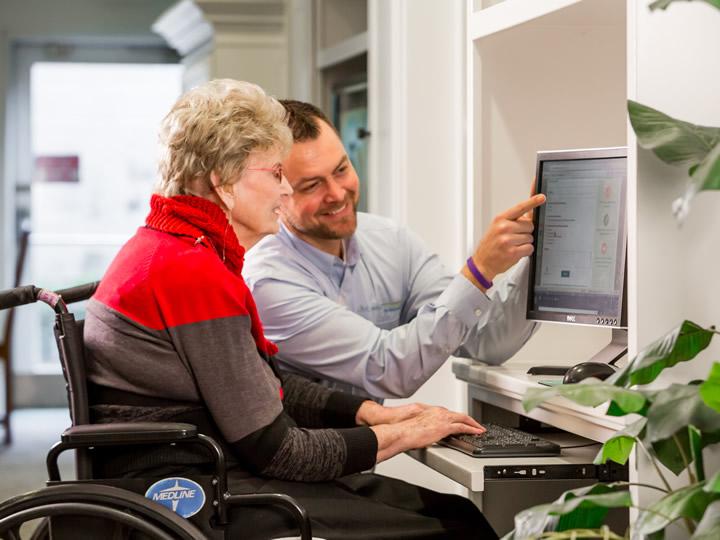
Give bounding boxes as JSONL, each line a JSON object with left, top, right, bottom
{"left": 637, "top": 440, "right": 672, "bottom": 492}
{"left": 634, "top": 445, "right": 695, "bottom": 534}
{"left": 625, "top": 482, "right": 668, "bottom": 494}
{"left": 539, "top": 527, "right": 624, "bottom": 539}
{"left": 672, "top": 433, "right": 695, "bottom": 484}
{"left": 688, "top": 425, "right": 705, "bottom": 483}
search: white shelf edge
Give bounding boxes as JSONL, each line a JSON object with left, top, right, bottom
{"left": 316, "top": 31, "right": 368, "bottom": 70}
{"left": 470, "top": 0, "right": 584, "bottom": 40}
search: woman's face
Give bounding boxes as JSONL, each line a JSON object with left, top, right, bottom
{"left": 222, "top": 147, "right": 293, "bottom": 249}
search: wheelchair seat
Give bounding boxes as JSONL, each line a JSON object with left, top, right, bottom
{"left": 0, "top": 283, "right": 312, "bottom": 540}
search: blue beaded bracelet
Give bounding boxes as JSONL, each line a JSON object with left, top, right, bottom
{"left": 466, "top": 257, "right": 493, "bottom": 289}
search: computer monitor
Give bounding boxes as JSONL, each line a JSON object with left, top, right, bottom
{"left": 527, "top": 147, "right": 628, "bottom": 366}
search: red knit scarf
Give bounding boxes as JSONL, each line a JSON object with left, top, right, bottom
{"left": 145, "top": 194, "right": 279, "bottom": 358}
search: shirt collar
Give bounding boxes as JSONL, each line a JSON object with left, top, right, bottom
{"left": 279, "top": 221, "right": 360, "bottom": 274}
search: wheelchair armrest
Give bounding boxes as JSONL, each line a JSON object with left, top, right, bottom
{"left": 225, "top": 493, "right": 312, "bottom": 540}
{"left": 61, "top": 422, "right": 198, "bottom": 445}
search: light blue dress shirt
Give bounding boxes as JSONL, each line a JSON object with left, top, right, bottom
{"left": 244, "top": 213, "right": 536, "bottom": 399}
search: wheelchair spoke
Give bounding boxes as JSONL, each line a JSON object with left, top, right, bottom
{"left": 2, "top": 524, "right": 21, "bottom": 540}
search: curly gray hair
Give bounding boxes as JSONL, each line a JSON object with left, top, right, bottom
{"left": 156, "top": 79, "right": 292, "bottom": 196}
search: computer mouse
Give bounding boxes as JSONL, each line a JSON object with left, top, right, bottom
{"left": 563, "top": 362, "right": 616, "bottom": 384}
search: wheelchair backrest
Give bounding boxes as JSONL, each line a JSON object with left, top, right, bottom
{"left": 54, "top": 313, "right": 90, "bottom": 427}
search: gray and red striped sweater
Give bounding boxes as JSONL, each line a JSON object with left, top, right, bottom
{"left": 84, "top": 195, "right": 377, "bottom": 481}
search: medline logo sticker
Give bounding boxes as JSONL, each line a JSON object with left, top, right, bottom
{"left": 145, "top": 477, "right": 206, "bottom": 518}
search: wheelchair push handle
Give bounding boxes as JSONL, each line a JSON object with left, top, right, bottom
{"left": 55, "top": 281, "right": 100, "bottom": 305}
{"left": 0, "top": 284, "right": 41, "bottom": 310}
{"left": 0, "top": 281, "right": 99, "bottom": 313}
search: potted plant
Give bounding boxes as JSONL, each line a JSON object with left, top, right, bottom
{"left": 504, "top": 321, "right": 720, "bottom": 539}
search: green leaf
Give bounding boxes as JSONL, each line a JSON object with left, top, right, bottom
{"left": 555, "top": 491, "right": 632, "bottom": 532}
{"left": 691, "top": 140, "right": 720, "bottom": 192}
{"left": 635, "top": 482, "right": 717, "bottom": 535}
{"left": 705, "top": 471, "right": 720, "bottom": 493}
{"left": 523, "top": 381, "right": 646, "bottom": 415}
{"left": 652, "top": 429, "right": 720, "bottom": 476}
{"left": 628, "top": 100, "right": 720, "bottom": 166}
{"left": 652, "top": 431, "right": 693, "bottom": 476}
{"left": 700, "top": 362, "right": 720, "bottom": 413}
{"left": 594, "top": 417, "right": 647, "bottom": 466}
{"left": 650, "top": 0, "right": 720, "bottom": 11}
{"left": 672, "top": 141, "right": 720, "bottom": 223}
{"left": 691, "top": 500, "right": 720, "bottom": 540}
{"left": 512, "top": 484, "right": 632, "bottom": 538}
{"left": 610, "top": 321, "right": 714, "bottom": 387}
{"left": 643, "top": 384, "right": 720, "bottom": 475}
{"left": 646, "top": 384, "right": 720, "bottom": 442}
{"left": 627, "top": 99, "right": 720, "bottom": 224}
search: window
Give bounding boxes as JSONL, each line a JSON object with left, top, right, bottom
{"left": 13, "top": 54, "right": 183, "bottom": 375}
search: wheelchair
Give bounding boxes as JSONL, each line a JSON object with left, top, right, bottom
{"left": 0, "top": 283, "right": 312, "bottom": 539}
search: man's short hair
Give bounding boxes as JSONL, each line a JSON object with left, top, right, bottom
{"left": 280, "top": 99, "right": 337, "bottom": 142}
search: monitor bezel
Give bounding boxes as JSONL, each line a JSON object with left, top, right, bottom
{"left": 527, "top": 146, "right": 628, "bottom": 329}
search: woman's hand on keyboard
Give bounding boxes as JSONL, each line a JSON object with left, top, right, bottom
{"left": 370, "top": 406, "right": 486, "bottom": 463}
{"left": 355, "top": 401, "right": 431, "bottom": 426}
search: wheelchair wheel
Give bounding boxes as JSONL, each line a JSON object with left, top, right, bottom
{"left": 0, "top": 484, "right": 205, "bottom": 540}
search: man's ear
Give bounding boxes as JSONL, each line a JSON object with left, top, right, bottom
{"left": 211, "top": 171, "right": 235, "bottom": 210}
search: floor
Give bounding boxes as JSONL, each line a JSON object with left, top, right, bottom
{"left": 0, "top": 408, "right": 74, "bottom": 503}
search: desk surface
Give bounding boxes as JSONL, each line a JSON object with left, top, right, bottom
{"left": 408, "top": 359, "right": 626, "bottom": 492}
{"left": 453, "top": 358, "right": 625, "bottom": 442}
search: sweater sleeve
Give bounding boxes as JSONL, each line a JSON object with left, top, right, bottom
{"left": 231, "top": 411, "right": 377, "bottom": 481}
{"left": 278, "top": 370, "right": 369, "bottom": 428}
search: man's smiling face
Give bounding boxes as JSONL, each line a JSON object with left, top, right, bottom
{"left": 281, "top": 119, "right": 360, "bottom": 255}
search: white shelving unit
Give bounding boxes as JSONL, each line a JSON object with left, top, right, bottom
{"left": 313, "top": 0, "right": 368, "bottom": 111}
{"left": 467, "top": 0, "right": 627, "bottom": 369}
{"left": 469, "top": 0, "right": 584, "bottom": 39}
{"left": 465, "top": 0, "right": 720, "bottom": 528}
{"left": 316, "top": 30, "right": 367, "bottom": 70}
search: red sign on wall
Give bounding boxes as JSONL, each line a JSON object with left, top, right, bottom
{"left": 33, "top": 156, "right": 80, "bottom": 183}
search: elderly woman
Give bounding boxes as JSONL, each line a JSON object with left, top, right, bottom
{"left": 84, "top": 79, "right": 496, "bottom": 539}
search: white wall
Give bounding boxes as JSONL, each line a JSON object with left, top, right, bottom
{"left": 368, "top": 0, "right": 471, "bottom": 495}
{"left": 631, "top": 3, "right": 720, "bottom": 534}
{"left": 0, "top": 0, "right": 174, "bottom": 289}
{"left": 634, "top": 0, "right": 720, "bottom": 381}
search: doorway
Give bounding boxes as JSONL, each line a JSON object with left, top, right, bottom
{"left": 8, "top": 43, "right": 182, "bottom": 406}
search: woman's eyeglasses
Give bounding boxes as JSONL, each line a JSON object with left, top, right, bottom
{"left": 247, "top": 163, "right": 284, "bottom": 183}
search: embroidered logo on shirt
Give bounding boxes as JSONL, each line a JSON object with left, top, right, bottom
{"left": 145, "top": 477, "right": 206, "bottom": 518}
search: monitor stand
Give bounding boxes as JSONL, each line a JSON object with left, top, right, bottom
{"left": 527, "top": 329, "right": 628, "bottom": 376}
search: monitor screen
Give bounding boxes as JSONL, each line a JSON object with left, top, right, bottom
{"left": 527, "top": 147, "right": 627, "bottom": 328}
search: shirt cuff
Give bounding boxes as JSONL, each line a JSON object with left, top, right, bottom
{"left": 435, "top": 274, "right": 493, "bottom": 330}
{"left": 323, "top": 391, "right": 369, "bottom": 427}
{"left": 338, "top": 426, "right": 378, "bottom": 475}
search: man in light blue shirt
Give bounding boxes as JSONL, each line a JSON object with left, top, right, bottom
{"left": 244, "top": 100, "right": 545, "bottom": 400}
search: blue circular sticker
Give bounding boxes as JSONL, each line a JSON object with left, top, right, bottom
{"left": 145, "top": 477, "right": 206, "bottom": 518}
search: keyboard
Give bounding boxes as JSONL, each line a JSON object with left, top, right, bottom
{"left": 438, "top": 422, "right": 562, "bottom": 458}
